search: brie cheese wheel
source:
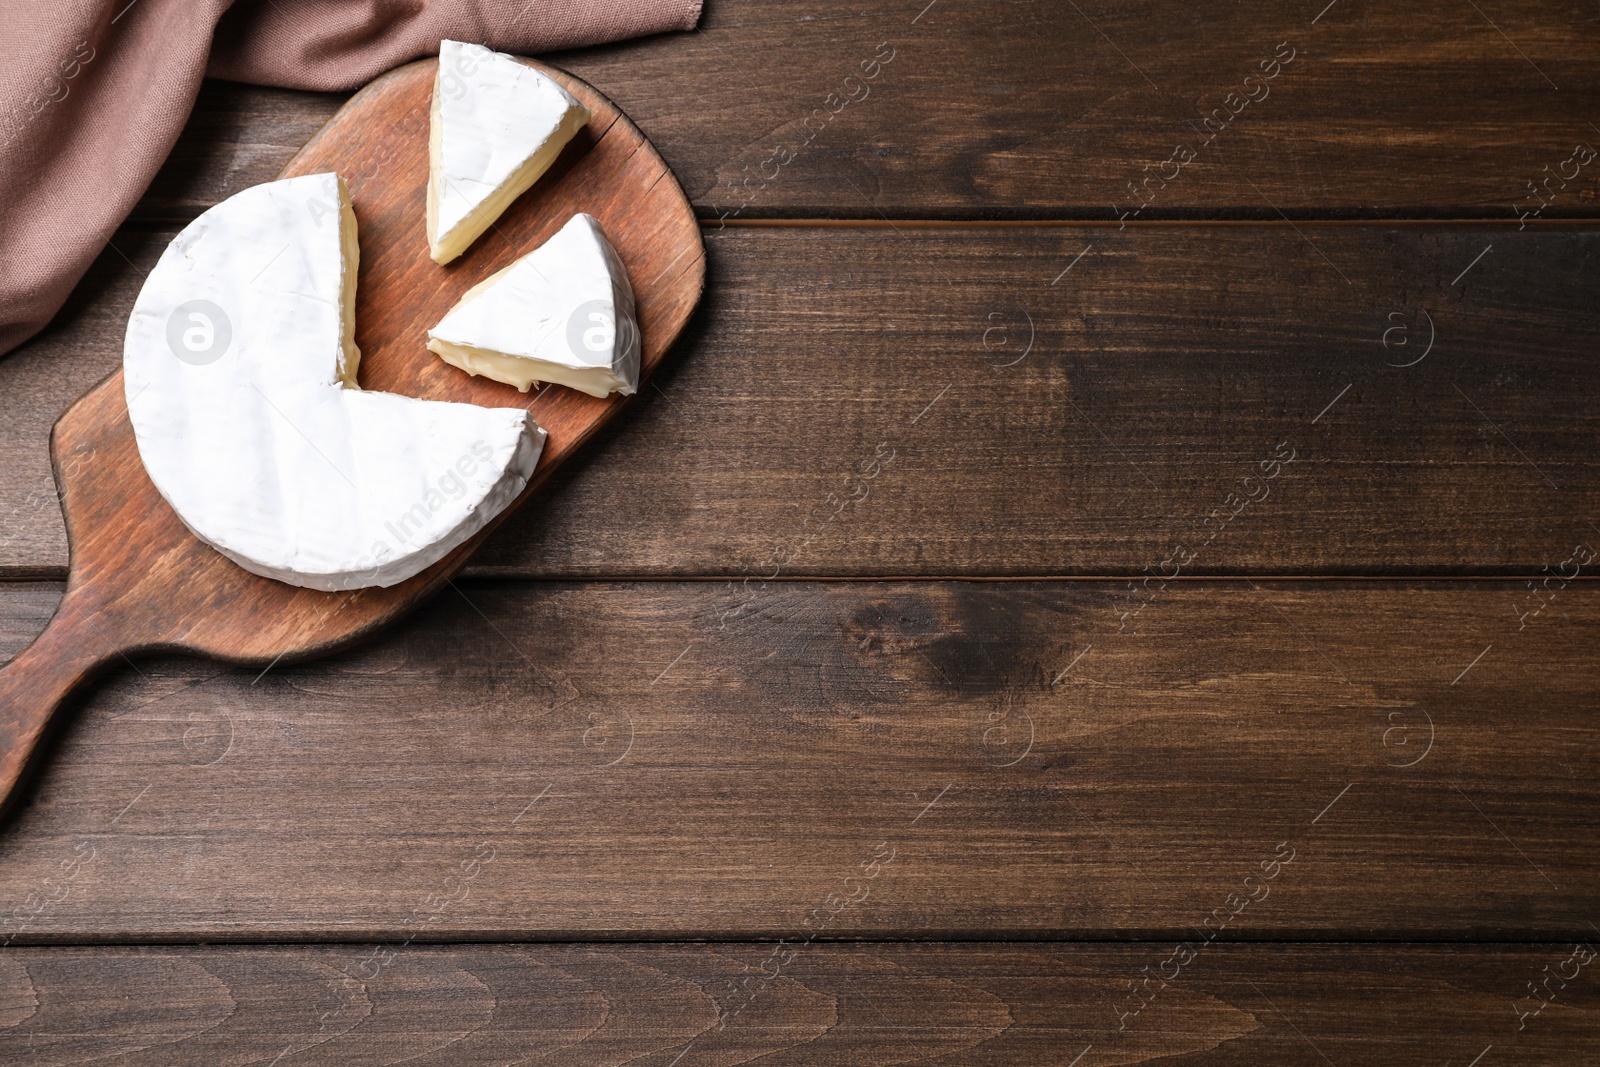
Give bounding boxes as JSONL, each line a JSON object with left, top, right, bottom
{"left": 427, "top": 213, "right": 640, "bottom": 398}
{"left": 123, "top": 172, "right": 546, "bottom": 591}
{"left": 428, "top": 40, "right": 591, "bottom": 264}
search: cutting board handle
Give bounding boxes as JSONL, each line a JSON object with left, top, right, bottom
{"left": 0, "top": 591, "right": 125, "bottom": 817}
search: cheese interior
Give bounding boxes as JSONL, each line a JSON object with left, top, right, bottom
{"left": 426, "top": 338, "right": 626, "bottom": 397}
{"left": 336, "top": 183, "right": 361, "bottom": 387}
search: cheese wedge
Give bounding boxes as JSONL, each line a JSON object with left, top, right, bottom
{"left": 428, "top": 40, "right": 590, "bottom": 264}
{"left": 123, "top": 172, "right": 546, "bottom": 591}
{"left": 427, "top": 213, "right": 640, "bottom": 398}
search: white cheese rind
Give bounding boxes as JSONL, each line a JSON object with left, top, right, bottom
{"left": 428, "top": 40, "right": 590, "bottom": 264}
{"left": 123, "top": 172, "right": 546, "bottom": 591}
{"left": 426, "top": 213, "right": 640, "bottom": 398}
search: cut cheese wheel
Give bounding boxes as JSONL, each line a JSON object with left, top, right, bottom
{"left": 427, "top": 40, "right": 590, "bottom": 264}
{"left": 427, "top": 213, "right": 640, "bottom": 398}
{"left": 123, "top": 172, "right": 546, "bottom": 591}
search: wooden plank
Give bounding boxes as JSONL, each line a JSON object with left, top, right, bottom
{"left": 0, "top": 579, "right": 1594, "bottom": 940}
{"left": 136, "top": 81, "right": 344, "bottom": 226}
{"left": 0, "top": 942, "right": 1593, "bottom": 1064}
{"left": 133, "top": 0, "right": 1600, "bottom": 223}
{"left": 7, "top": 223, "right": 1598, "bottom": 579}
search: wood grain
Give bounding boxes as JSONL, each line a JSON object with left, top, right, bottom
{"left": 0, "top": 942, "right": 1594, "bottom": 1065}
{"left": 0, "top": 60, "right": 702, "bottom": 818}
{"left": 13, "top": 12, "right": 1600, "bottom": 1056}
{"left": 0, "top": 579, "right": 1593, "bottom": 940}
{"left": 131, "top": 0, "right": 1600, "bottom": 224}
{"left": 7, "top": 222, "right": 1596, "bottom": 579}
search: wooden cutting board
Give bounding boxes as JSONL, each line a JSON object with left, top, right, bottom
{"left": 0, "top": 58, "right": 704, "bottom": 817}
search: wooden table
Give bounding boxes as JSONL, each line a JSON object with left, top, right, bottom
{"left": 2, "top": 1, "right": 1598, "bottom": 1061}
